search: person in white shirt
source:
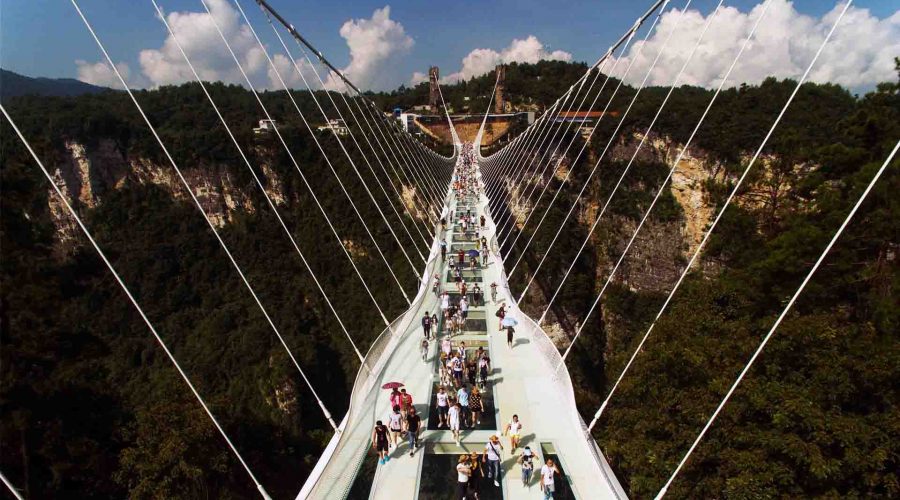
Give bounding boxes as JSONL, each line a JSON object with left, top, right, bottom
{"left": 456, "top": 455, "right": 471, "bottom": 499}
{"left": 441, "top": 337, "right": 452, "bottom": 357}
{"left": 482, "top": 434, "right": 504, "bottom": 487}
{"left": 436, "top": 386, "right": 450, "bottom": 428}
{"left": 387, "top": 406, "right": 403, "bottom": 450}
{"left": 449, "top": 403, "right": 462, "bottom": 445}
{"left": 540, "top": 458, "right": 560, "bottom": 499}
{"left": 504, "top": 414, "right": 523, "bottom": 451}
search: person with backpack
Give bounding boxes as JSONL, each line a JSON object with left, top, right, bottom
{"left": 372, "top": 420, "right": 390, "bottom": 465}
{"left": 479, "top": 354, "right": 491, "bottom": 388}
{"left": 482, "top": 434, "right": 504, "bottom": 487}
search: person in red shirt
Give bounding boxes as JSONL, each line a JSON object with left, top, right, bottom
{"left": 389, "top": 388, "right": 402, "bottom": 409}
{"left": 399, "top": 388, "right": 413, "bottom": 418}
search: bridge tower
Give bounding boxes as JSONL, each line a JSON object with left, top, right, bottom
{"left": 428, "top": 66, "right": 440, "bottom": 112}
{"left": 494, "top": 64, "right": 507, "bottom": 114}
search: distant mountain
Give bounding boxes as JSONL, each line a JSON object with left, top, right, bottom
{"left": 0, "top": 68, "right": 112, "bottom": 101}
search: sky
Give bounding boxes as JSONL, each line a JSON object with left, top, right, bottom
{"left": 1, "top": 0, "right": 898, "bottom": 93}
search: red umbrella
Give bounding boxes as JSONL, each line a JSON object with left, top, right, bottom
{"left": 381, "top": 381, "right": 404, "bottom": 390}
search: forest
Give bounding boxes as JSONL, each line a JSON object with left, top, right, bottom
{"left": 1, "top": 59, "right": 898, "bottom": 499}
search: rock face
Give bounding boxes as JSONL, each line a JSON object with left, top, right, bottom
{"left": 48, "top": 138, "right": 283, "bottom": 253}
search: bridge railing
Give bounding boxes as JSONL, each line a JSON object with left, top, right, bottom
{"left": 297, "top": 192, "right": 450, "bottom": 500}
{"left": 480, "top": 169, "right": 628, "bottom": 500}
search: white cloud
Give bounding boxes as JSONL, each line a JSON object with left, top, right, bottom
{"left": 137, "top": 0, "right": 269, "bottom": 89}
{"left": 75, "top": 59, "right": 133, "bottom": 89}
{"left": 410, "top": 71, "right": 429, "bottom": 86}
{"left": 269, "top": 53, "right": 326, "bottom": 90}
{"left": 324, "top": 6, "right": 414, "bottom": 91}
{"left": 438, "top": 35, "right": 573, "bottom": 83}
{"left": 610, "top": 0, "right": 899, "bottom": 90}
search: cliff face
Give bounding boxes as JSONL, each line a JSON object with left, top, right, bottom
{"left": 528, "top": 130, "right": 808, "bottom": 349}
{"left": 48, "top": 138, "right": 285, "bottom": 253}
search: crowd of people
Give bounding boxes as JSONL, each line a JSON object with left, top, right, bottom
{"left": 372, "top": 144, "right": 567, "bottom": 497}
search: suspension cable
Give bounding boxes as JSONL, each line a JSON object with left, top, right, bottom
{"left": 559, "top": 0, "right": 853, "bottom": 373}
{"left": 497, "top": 66, "right": 603, "bottom": 245}
{"left": 576, "top": 0, "right": 774, "bottom": 424}
{"left": 254, "top": 3, "right": 425, "bottom": 274}
{"left": 2, "top": 102, "right": 275, "bottom": 499}
{"left": 327, "top": 77, "right": 433, "bottom": 251}
{"left": 71, "top": 0, "right": 338, "bottom": 434}
{"left": 354, "top": 96, "right": 444, "bottom": 225}
{"left": 494, "top": 80, "right": 588, "bottom": 240}
{"left": 494, "top": 91, "right": 581, "bottom": 243}
{"left": 0, "top": 470, "right": 25, "bottom": 500}
{"left": 658, "top": 140, "right": 895, "bottom": 500}
{"left": 197, "top": 0, "right": 399, "bottom": 324}
{"left": 232, "top": 0, "right": 415, "bottom": 303}
{"left": 149, "top": 0, "right": 366, "bottom": 365}
{"left": 506, "top": 0, "right": 680, "bottom": 276}
{"left": 520, "top": 0, "right": 723, "bottom": 303}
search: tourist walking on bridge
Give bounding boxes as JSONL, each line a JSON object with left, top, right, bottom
{"left": 490, "top": 282, "right": 498, "bottom": 303}
{"left": 436, "top": 386, "right": 449, "bottom": 428}
{"left": 449, "top": 402, "right": 462, "bottom": 445}
{"left": 455, "top": 455, "right": 471, "bottom": 500}
{"left": 372, "top": 420, "right": 390, "bottom": 465}
{"left": 422, "top": 312, "right": 433, "bottom": 339}
{"left": 468, "top": 450, "right": 484, "bottom": 499}
{"left": 388, "top": 406, "right": 403, "bottom": 450}
{"left": 518, "top": 446, "right": 536, "bottom": 487}
{"left": 470, "top": 386, "right": 484, "bottom": 427}
{"left": 483, "top": 435, "right": 504, "bottom": 487}
{"left": 405, "top": 407, "right": 422, "bottom": 456}
{"left": 540, "top": 458, "right": 560, "bottom": 499}
{"left": 458, "top": 384, "right": 470, "bottom": 429}
{"left": 504, "top": 414, "right": 523, "bottom": 451}
{"left": 421, "top": 339, "right": 429, "bottom": 362}
{"left": 478, "top": 354, "right": 490, "bottom": 389}
{"left": 399, "top": 388, "right": 413, "bottom": 418}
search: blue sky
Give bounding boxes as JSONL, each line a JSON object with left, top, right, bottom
{"left": 2, "top": 0, "right": 897, "bottom": 91}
